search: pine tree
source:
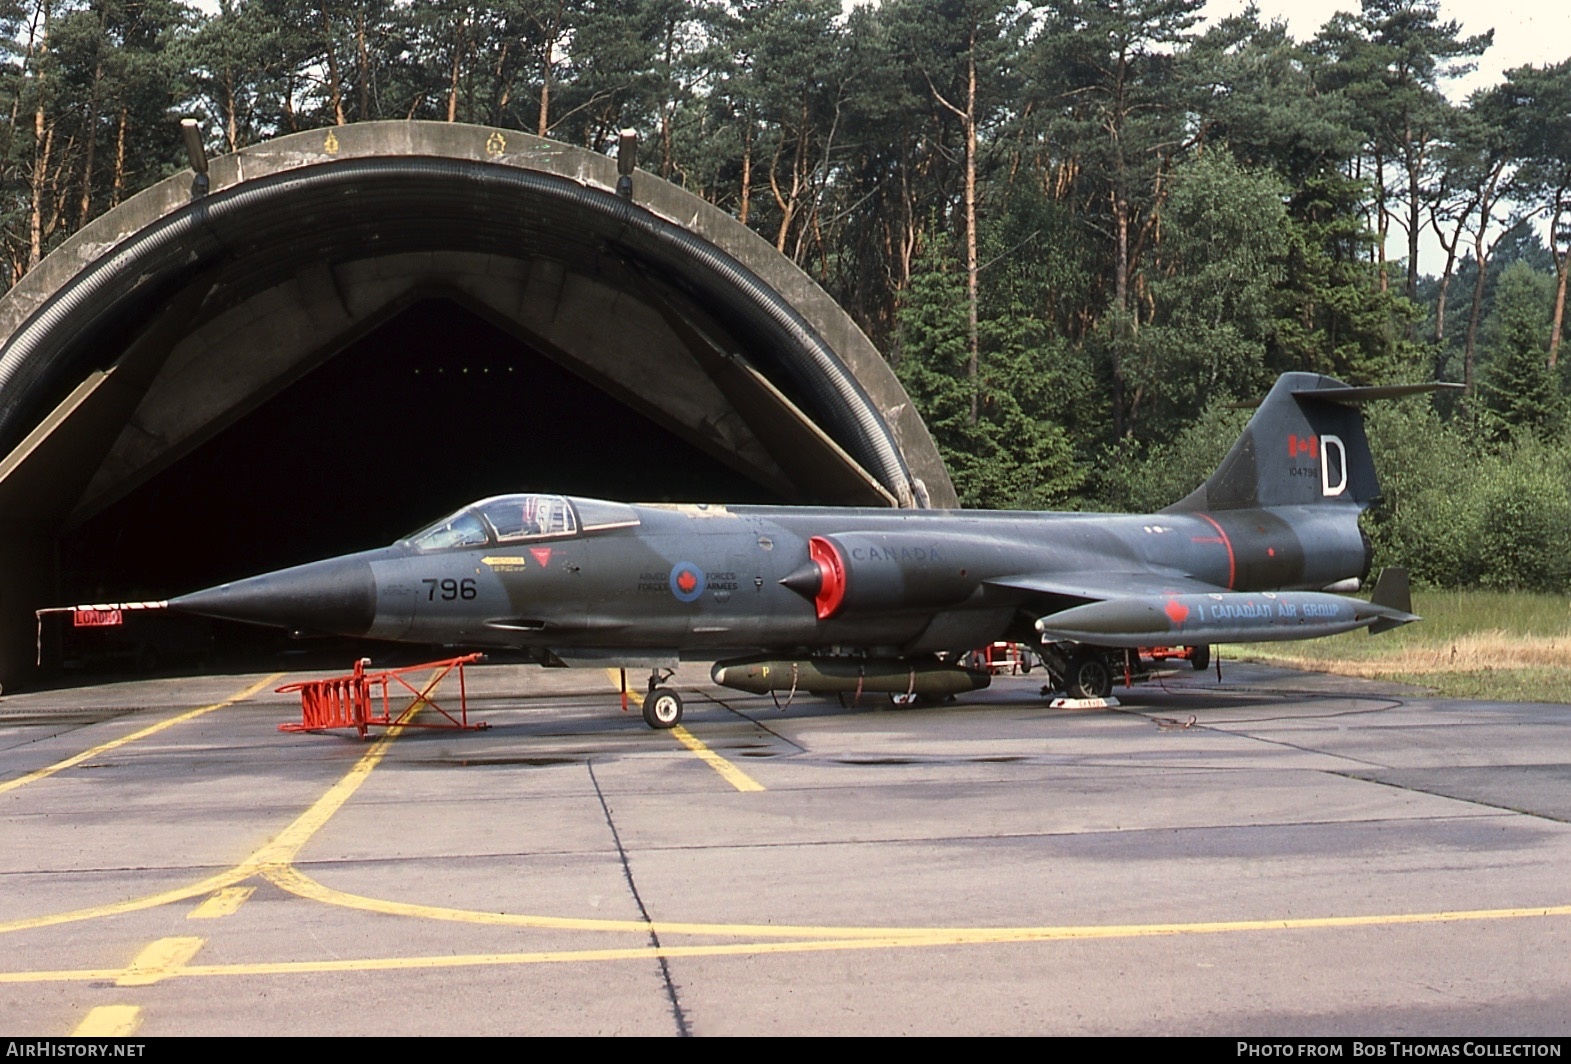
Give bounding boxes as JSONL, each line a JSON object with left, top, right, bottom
{"left": 1476, "top": 260, "right": 1563, "bottom": 441}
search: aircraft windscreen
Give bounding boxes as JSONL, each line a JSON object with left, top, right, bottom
{"left": 408, "top": 510, "right": 490, "bottom": 551}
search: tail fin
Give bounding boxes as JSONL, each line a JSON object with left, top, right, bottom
{"left": 1164, "top": 373, "right": 1456, "bottom": 513}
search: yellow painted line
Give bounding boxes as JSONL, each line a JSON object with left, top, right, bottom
{"left": 603, "top": 670, "right": 762, "bottom": 790}
{"left": 0, "top": 673, "right": 282, "bottom": 795}
{"left": 607, "top": 668, "right": 643, "bottom": 706}
{"left": 8, "top": 901, "right": 1571, "bottom": 985}
{"left": 72, "top": 1005, "right": 141, "bottom": 1036}
{"left": 670, "top": 725, "right": 764, "bottom": 792}
{"left": 260, "top": 857, "right": 1571, "bottom": 942}
{"left": 188, "top": 887, "right": 254, "bottom": 919}
{"left": 117, "top": 936, "right": 204, "bottom": 986}
{"left": 0, "top": 868, "right": 251, "bottom": 935}
{"left": 0, "top": 671, "right": 436, "bottom": 935}
{"left": 237, "top": 683, "right": 436, "bottom": 872}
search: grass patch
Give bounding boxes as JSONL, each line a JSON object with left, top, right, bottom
{"left": 1237, "top": 590, "right": 1571, "bottom": 703}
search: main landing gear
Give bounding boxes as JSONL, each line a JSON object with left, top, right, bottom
{"left": 1062, "top": 648, "right": 1115, "bottom": 700}
{"left": 643, "top": 668, "right": 683, "bottom": 729}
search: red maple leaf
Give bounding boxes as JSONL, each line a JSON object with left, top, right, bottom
{"left": 1164, "top": 598, "right": 1190, "bottom": 626}
{"left": 677, "top": 570, "right": 697, "bottom": 592}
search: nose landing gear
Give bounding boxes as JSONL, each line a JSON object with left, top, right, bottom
{"left": 643, "top": 668, "right": 683, "bottom": 729}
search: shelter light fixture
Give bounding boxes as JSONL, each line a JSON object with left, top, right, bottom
{"left": 616, "top": 129, "right": 637, "bottom": 199}
{"left": 181, "top": 118, "right": 209, "bottom": 198}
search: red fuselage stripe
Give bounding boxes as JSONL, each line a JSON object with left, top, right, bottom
{"left": 1195, "top": 513, "right": 1236, "bottom": 589}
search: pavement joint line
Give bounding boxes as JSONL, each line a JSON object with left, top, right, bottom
{"left": 0, "top": 673, "right": 283, "bottom": 794}
{"left": 116, "top": 936, "right": 205, "bottom": 987}
{"left": 10, "top": 666, "right": 1571, "bottom": 987}
{"left": 187, "top": 886, "right": 254, "bottom": 919}
{"left": 71, "top": 1005, "right": 141, "bottom": 1036}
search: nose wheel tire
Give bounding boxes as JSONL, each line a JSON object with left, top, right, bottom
{"left": 1065, "top": 652, "right": 1114, "bottom": 700}
{"left": 644, "top": 687, "right": 684, "bottom": 729}
{"left": 1187, "top": 644, "right": 1211, "bottom": 672}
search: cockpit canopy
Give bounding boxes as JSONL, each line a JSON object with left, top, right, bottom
{"left": 406, "top": 494, "right": 639, "bottom": 552}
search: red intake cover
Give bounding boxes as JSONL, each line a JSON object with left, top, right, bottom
{"left": 808, "top": 536, "right": 846, "bottom": 620}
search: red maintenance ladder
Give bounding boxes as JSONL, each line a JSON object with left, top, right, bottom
{"left": 277, "top": 653, "right": 490, "bottom": 738}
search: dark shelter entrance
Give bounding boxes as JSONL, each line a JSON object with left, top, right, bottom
{"left": 0, "top": 123, "right": 953, "bottom": 686}
{"left": 59, "top": 299, "right": 773, "bottom": 601}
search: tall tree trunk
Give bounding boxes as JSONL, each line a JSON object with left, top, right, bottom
{"left": 1464, "top": 235, "right": 1490, "bottom": 394}
{"left": 962, "top": 45, "right": 979, "bottom": 426}
{"left": 927, "top": 34, "right": 982, "bottom": 424}
{"left": 78, "top": 54, "right": 103, "bottom": 230}
{"left": 493, "top": 39, "right": 512, "bottom": 121}
{"left": 1373, "top": 149, "right": 1389, "bottom": 292}
{"left": 111, "top": 104, "right": 127, "bottom": 207}
{"left": 1405, "top": 145, "right": 1422, "bottom": 341}
{"left": 25, "top": 0, "right": 52, "bottom": 271}
{"left": 1430, "top": 219, "right": 1460, "bottom": 346}
{"left": 659, "top": 17, "right": 676, "bottom": 180}
{"left": 30, "top": 119, "right": 53, "bottom": 271}
{"left": 321, "top": 7, "right": 346, "bottom": 125}
{"left": 1550, "top": 206, "right": 1568, "bottom": 369}
{"left": 769, "top": 112, "right": 806, "bottom": 254}
{"left": 738, "top": 121, "right": 752, "bottom": 225}
{"left": 357, "top": 9, "right": 370, "bottom": 120}
{"left": 1406, "top": 130, "right": 1422, "bottom": 302}
{"left": 222, "top": 69, "right": 240, "bottom": 151}
{"left": 447, "top": 17, "right": 465, "bottom": 123}
{"left": 536, "top": 2, "right": 562, "bottom": 137}
{"left": 537, "top": 35, "right": 552, "bottom": 135}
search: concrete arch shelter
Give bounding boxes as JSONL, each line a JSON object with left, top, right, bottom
{"left": 0, "top": 121, "right": 953, "bottom": 686}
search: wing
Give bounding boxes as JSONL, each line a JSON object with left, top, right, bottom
{"left": 985, "top": 570, "right": 1230, "bottom": 604}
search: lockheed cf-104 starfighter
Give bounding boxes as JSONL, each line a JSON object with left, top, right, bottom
{"left": 77, "top": 372, "right": 1436, "bottom": 728}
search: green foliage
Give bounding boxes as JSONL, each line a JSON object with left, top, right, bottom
{"left": 1470, "top": 447, "right": 1571, "bottom": 592}
{"left": 1128, "top": 150, "right": 1286, "bottom": 433}
{"left": 1475, "top": 260, "right": 1563, "bottom": 442}
{"left": 0, "top": 0, "right": 1566, "bottom": 592}
{"left": 1273, "top": 172, "right": 1423, "bottom": 384}
{"left": 1363, "top": 401, "right": 1571, "bottom": 592}
{"left": 1361, "top": 398, "right": 1481, "bottom": 586}
{"left": 1091, "top": 400, "right": 1250, "bottom": 514}
{"left": 895, "top": 239, "right": 1084, "bottom": 510}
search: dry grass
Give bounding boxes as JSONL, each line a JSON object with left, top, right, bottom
{"left": 1238, "top": 591, "right": 1571, "bottom": 702}
{"left": 1264, "top": 631, "right": 1571, "bottom": 674}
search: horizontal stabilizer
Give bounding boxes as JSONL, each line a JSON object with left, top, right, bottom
{"left": 1292, "top": 382, "right": 1464, "bottom": 405}
{"left": 1367, "top": 567, "right": 1418, "bottom": 635}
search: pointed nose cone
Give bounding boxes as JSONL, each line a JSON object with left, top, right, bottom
{"left": 169, "top": 555, "right": 376, "bottom": 636}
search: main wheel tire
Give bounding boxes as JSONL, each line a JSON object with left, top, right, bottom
{"left": 1188, "top": 644, "right": 1211, "bottom": 672}
{"left": 1065, "top": 652, "right": 1114, "bottom": 699}
{"left": 643, "top": 687, "right": 683, "bottom": 729}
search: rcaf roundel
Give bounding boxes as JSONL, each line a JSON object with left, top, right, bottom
{"left": 669, "top": 562, "right": 706, "bottom": 602}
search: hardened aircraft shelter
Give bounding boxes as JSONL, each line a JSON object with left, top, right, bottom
{"left": 0, "top": 121, "right": 951, "bottom": 686}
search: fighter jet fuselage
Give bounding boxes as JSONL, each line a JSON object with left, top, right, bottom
{"left": 148, "top": 372, "right": 1441, "bottom": 729}
{"left": 177, "top": 500, "right": 1370, "bottom": 661}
